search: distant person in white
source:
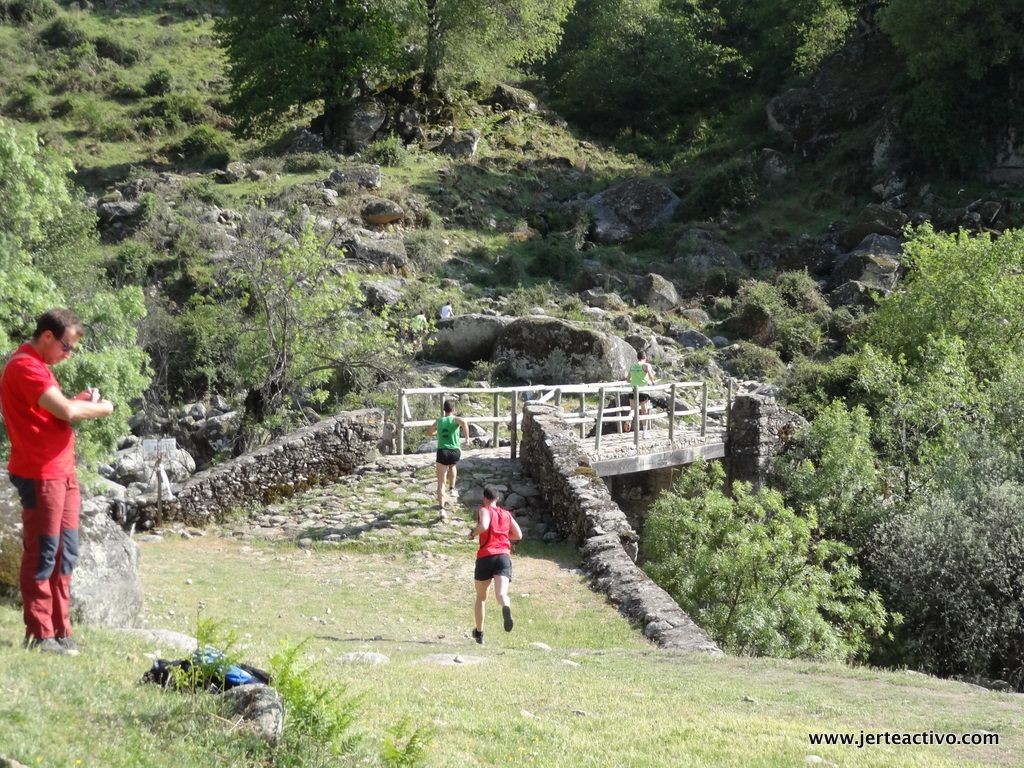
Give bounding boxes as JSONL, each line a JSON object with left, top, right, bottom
{"left": 439, "top": 300, "right": 454, "bottom": 320}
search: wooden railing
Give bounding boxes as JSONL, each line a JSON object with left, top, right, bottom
{"left": 397, "top": 379, "right": 733, "bottom": 459}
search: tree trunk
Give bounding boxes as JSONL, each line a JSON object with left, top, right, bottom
{"left": 422, "top": 0, "right": 443, "bottom": 95}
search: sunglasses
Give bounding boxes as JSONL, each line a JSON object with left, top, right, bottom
{"left": 54, "top": 336, "right": 75, "bottom": 354}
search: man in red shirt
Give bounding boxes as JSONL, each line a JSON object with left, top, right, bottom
{"left": 1, "top": 308, "right": 113, "bottom": 655}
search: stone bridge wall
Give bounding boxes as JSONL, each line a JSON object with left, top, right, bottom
{"left": 137, "top": 409, "right": 384, "bottom": 526}
{"left": 520, "top": 403, "right": 721, "bottom": 654}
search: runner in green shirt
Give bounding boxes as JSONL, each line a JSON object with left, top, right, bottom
{"left": 627, "top": 349, "right": 656, "bottom": 437}
{"left": 426, "top": 399, "right": 469, "bottom": 510}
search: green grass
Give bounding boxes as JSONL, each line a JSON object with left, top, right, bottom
{"left": 2, "top": 535, "right": 1023, "bottom": 767}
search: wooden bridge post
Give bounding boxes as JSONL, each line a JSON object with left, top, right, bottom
{"left": 510, "top": 390, "right": 519, "bottom": 459}
{"left": 554, "top": 388, "right": 562, "bottom": 407}
{"left": 701, "top": 381, "right": 708, "bottom": 437}
{"left": 726, "top": 378, "right": 734, "bottom": 432}
{"left": 578, "top": 393, "right": 586, "bottom": 438}
{"left": 668, "top": 383, "right": 676, "bottom": 443}
{"left": 595, "top": 387, "right": 605, "bottom": 454}
{"left": 632, "top": 385, "right": 640, "bottom": 448}
{"left": 492, "top": 392, "right": 499, "bottom": 448}
{"left": 397, "top": 391, "right": 406, "bottom": 455}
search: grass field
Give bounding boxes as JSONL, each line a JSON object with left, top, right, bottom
{"left": 1, "top": 534, "right": 1022, "bottom": 767}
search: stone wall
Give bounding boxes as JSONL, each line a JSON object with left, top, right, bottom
{"left": 137, "top": 409, "right": 385, "bottom": 526}
{"left": 520, "top": 403, "right": 721, "bottom": 654}
{"left": 725, "top": 395, "right": 807, "bottom": 491}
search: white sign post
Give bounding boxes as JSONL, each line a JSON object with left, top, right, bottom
{"left": 142, "top": 438, "right": 177, "bottom": 520}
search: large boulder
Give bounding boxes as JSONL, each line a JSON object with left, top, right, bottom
{"left": 361, "top": 198, "right": 405, "bottom": 226}
{"left": 585, "top": 178, "right": 680, "bottom": 244}
{"left": 487, "top": 84, "right": 538, "bottom": 112}
{"left": 425, "top": 314, "right": 514, "bottom": 368}
{"left": 839, "top": 204, "right": 909, "bottom": 250}
{"left": 72, "top": 508, "right": 143, "bottom": 628}
{"left": 338, "top": 230, "right": 409, "bottom": 271}
{"left": 323, "top": 165, "right": 382, "bottom": 191}
{"left": 432, "top": 129, "right": 480, "bottom": 159}
{"left": 493, "top": 318, "right": 636, "bottom": 383}
{"left": 673, "top": 228, "right": 743, "bottom": 275}
{"left": 637, "top": 273, "right": 679, "bottom": 312}
{"left": 831, "top": 233, "right": 903, "bottom": 292}
{"left": 0, "top": 477, "right": 143, "bottom": 628}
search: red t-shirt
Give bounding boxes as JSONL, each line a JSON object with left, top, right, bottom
{"left": 1, "top": 344, "right": 75, "bottom": 479}
{"left": 476, "top": 504, "right": 513, "bottom": 558}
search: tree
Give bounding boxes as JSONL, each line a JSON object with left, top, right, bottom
{"left": 879, "top": 0, "right": 1024, "bottom": 172}
{"left": 871, "top": 481, "right": 1024, "bottom": 687}
{"left": 857, "top": 225, "right": 1024, "bottom": 384}
{"left": 773, "top": 399, "right": 882, "bottom": 548}
{"left": 642, "top": 460, "right": 888, "bottom": 660}
{"left": 548, "top": 0, "right": 742, "bottom": 137}
{"left": 0, "top": 120, "right": 150, "bottom": 463}
{"left": 213, "top": 209, "right": 415, "bottom": 428}
{"left": 387, "top": 0, "right": 575, "bottom": 92}
{"left": 217, "top": 0, "right": 401, "bottom": 138}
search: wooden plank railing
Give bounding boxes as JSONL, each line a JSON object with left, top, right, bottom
{"left": 398, "top": 379, "right": 733, "bottom": 459}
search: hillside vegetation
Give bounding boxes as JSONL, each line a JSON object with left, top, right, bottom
{"left": 2, "top": 1, "right": 1024, "bottom": 762}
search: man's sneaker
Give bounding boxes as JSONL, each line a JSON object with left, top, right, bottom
{"left": 56, "top": 636, "right": 81, "bottom": 655}
{"left": 502, "top": 606, "right": 514, "bottom": 633}
{"left": 471, "top": 628, "right": 484, "bottom": 645}
{"left": 24, "top": 636, "right": 69, "bottom": 655}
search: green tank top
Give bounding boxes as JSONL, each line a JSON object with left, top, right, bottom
{"left": 436, "top": 415, "right": 461, "bottom": 450}
{"left": 629, "top": 362, "right": 648, "bottom": 387}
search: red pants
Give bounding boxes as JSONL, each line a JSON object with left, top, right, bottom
{"left": 10, "top": 474, "right": 80, "bottom": 640}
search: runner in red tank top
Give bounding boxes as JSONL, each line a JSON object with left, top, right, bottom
{"left": 467, "top": 486, "right": 522, "bottom": 644}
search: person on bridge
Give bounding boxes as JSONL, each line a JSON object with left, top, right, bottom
{"left": 468, "top": 486, "right": 522, "bottom": 644}
{"left": 1, "top": 308, "right": 114, "bottom": 655}
{"left": 627, "top": 349, "right": 656, "bottom": 438}
{"left": 425, "top": 399, "right": 469, "bottom": 510}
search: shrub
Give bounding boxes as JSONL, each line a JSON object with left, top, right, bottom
{"left": 773, "top": 400, "right": 883, "bottom": 547}
{"left": 143, "top": 68, "right": 174, "bottom": 97}
{"left": 688, "top": 154, "right": 760, "bottom": 218}
{"left": 364, "top": 135, "right": 409, "bottom": 167}
{"left": 106, "top": 241, "right": 155, "bottom": 286}
{"left": 0, "top": 0, "right": 58, "bottom": 24}
{"left": 526, "top": 236, "right": 582, "bottom": 282}
{"left": 174, "top": 124, "right": 231, "bottom": 167}
{"left": 281, "top": 151, "right": 337, "bottom": 173}
{"left": 94, "top": 34, "right": 145, "bottom": 65}
{"left": 719, "top": 340, "right": 784, "bottom": 380}
{"left": 39, "top": 15, "right": 88, "bottom": 48}
{"left": 142, "top": 90, "right": 208, "bottom": 129}
{"left": 643, "top": 460, "right": 888, "bottom": 660}
{"left": 99, "top": 118, "right": 137, "bottom": 142}
{"left": 268, "top": 642, "right": 360, "bottom": 764}
{"left": 5, "top": 83, "right": 49, "bottom": 121}
{"left": 870, "top": 481, "right": 1024, "bottom": 686}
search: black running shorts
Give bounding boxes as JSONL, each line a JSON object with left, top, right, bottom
{"left": 436, "top": 448, "right": 461, "bottom": 466}
{"left": 475, "top": 553, "right": 512, "bottom": 581}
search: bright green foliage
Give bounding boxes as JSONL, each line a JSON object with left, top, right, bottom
{"left": 0, "top": 120, "right": 150, "bottom": 463}
{"left": 269, "top": 642, "right": 359, "bottom": 764}
{"left": 386, "top": 0, "right": 575, "bottom": 90}
{"left": 56, "top": 288, "right": 151, "bottom": 466}
{"left": 857, "top": 225, "right": 1024, "bottom": 381}
{"left": 730, "top": 272, "right": 829, "bottom": 360}
{"left": 212, "top": 211, "right": 415, "bottom": 421}
{"left": 380, "top": 718, "right": 434, "bottom": 768}
{"left": 870, "top": 481, "right": 1024, "bottom": 687}
{"left": 0, "top": 120, "right": 75, "bottom": 255}
{"left": 773, "top": 400, "right": 882, "bottom": 547}
{"left": 853, "top": 338, "right": 982, "bottom": 502}
{"left": 642, "top": 460, "right": 888, "bottom": 660}
{"left": 216, "top": 0, "right": 400, "bottom": 137}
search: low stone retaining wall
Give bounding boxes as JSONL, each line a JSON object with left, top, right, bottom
{"left": 138, "top": 409, "right": 385, "bottom": 526}
{"left": 520, "top": 403, "right": 721, "bottom": 654}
